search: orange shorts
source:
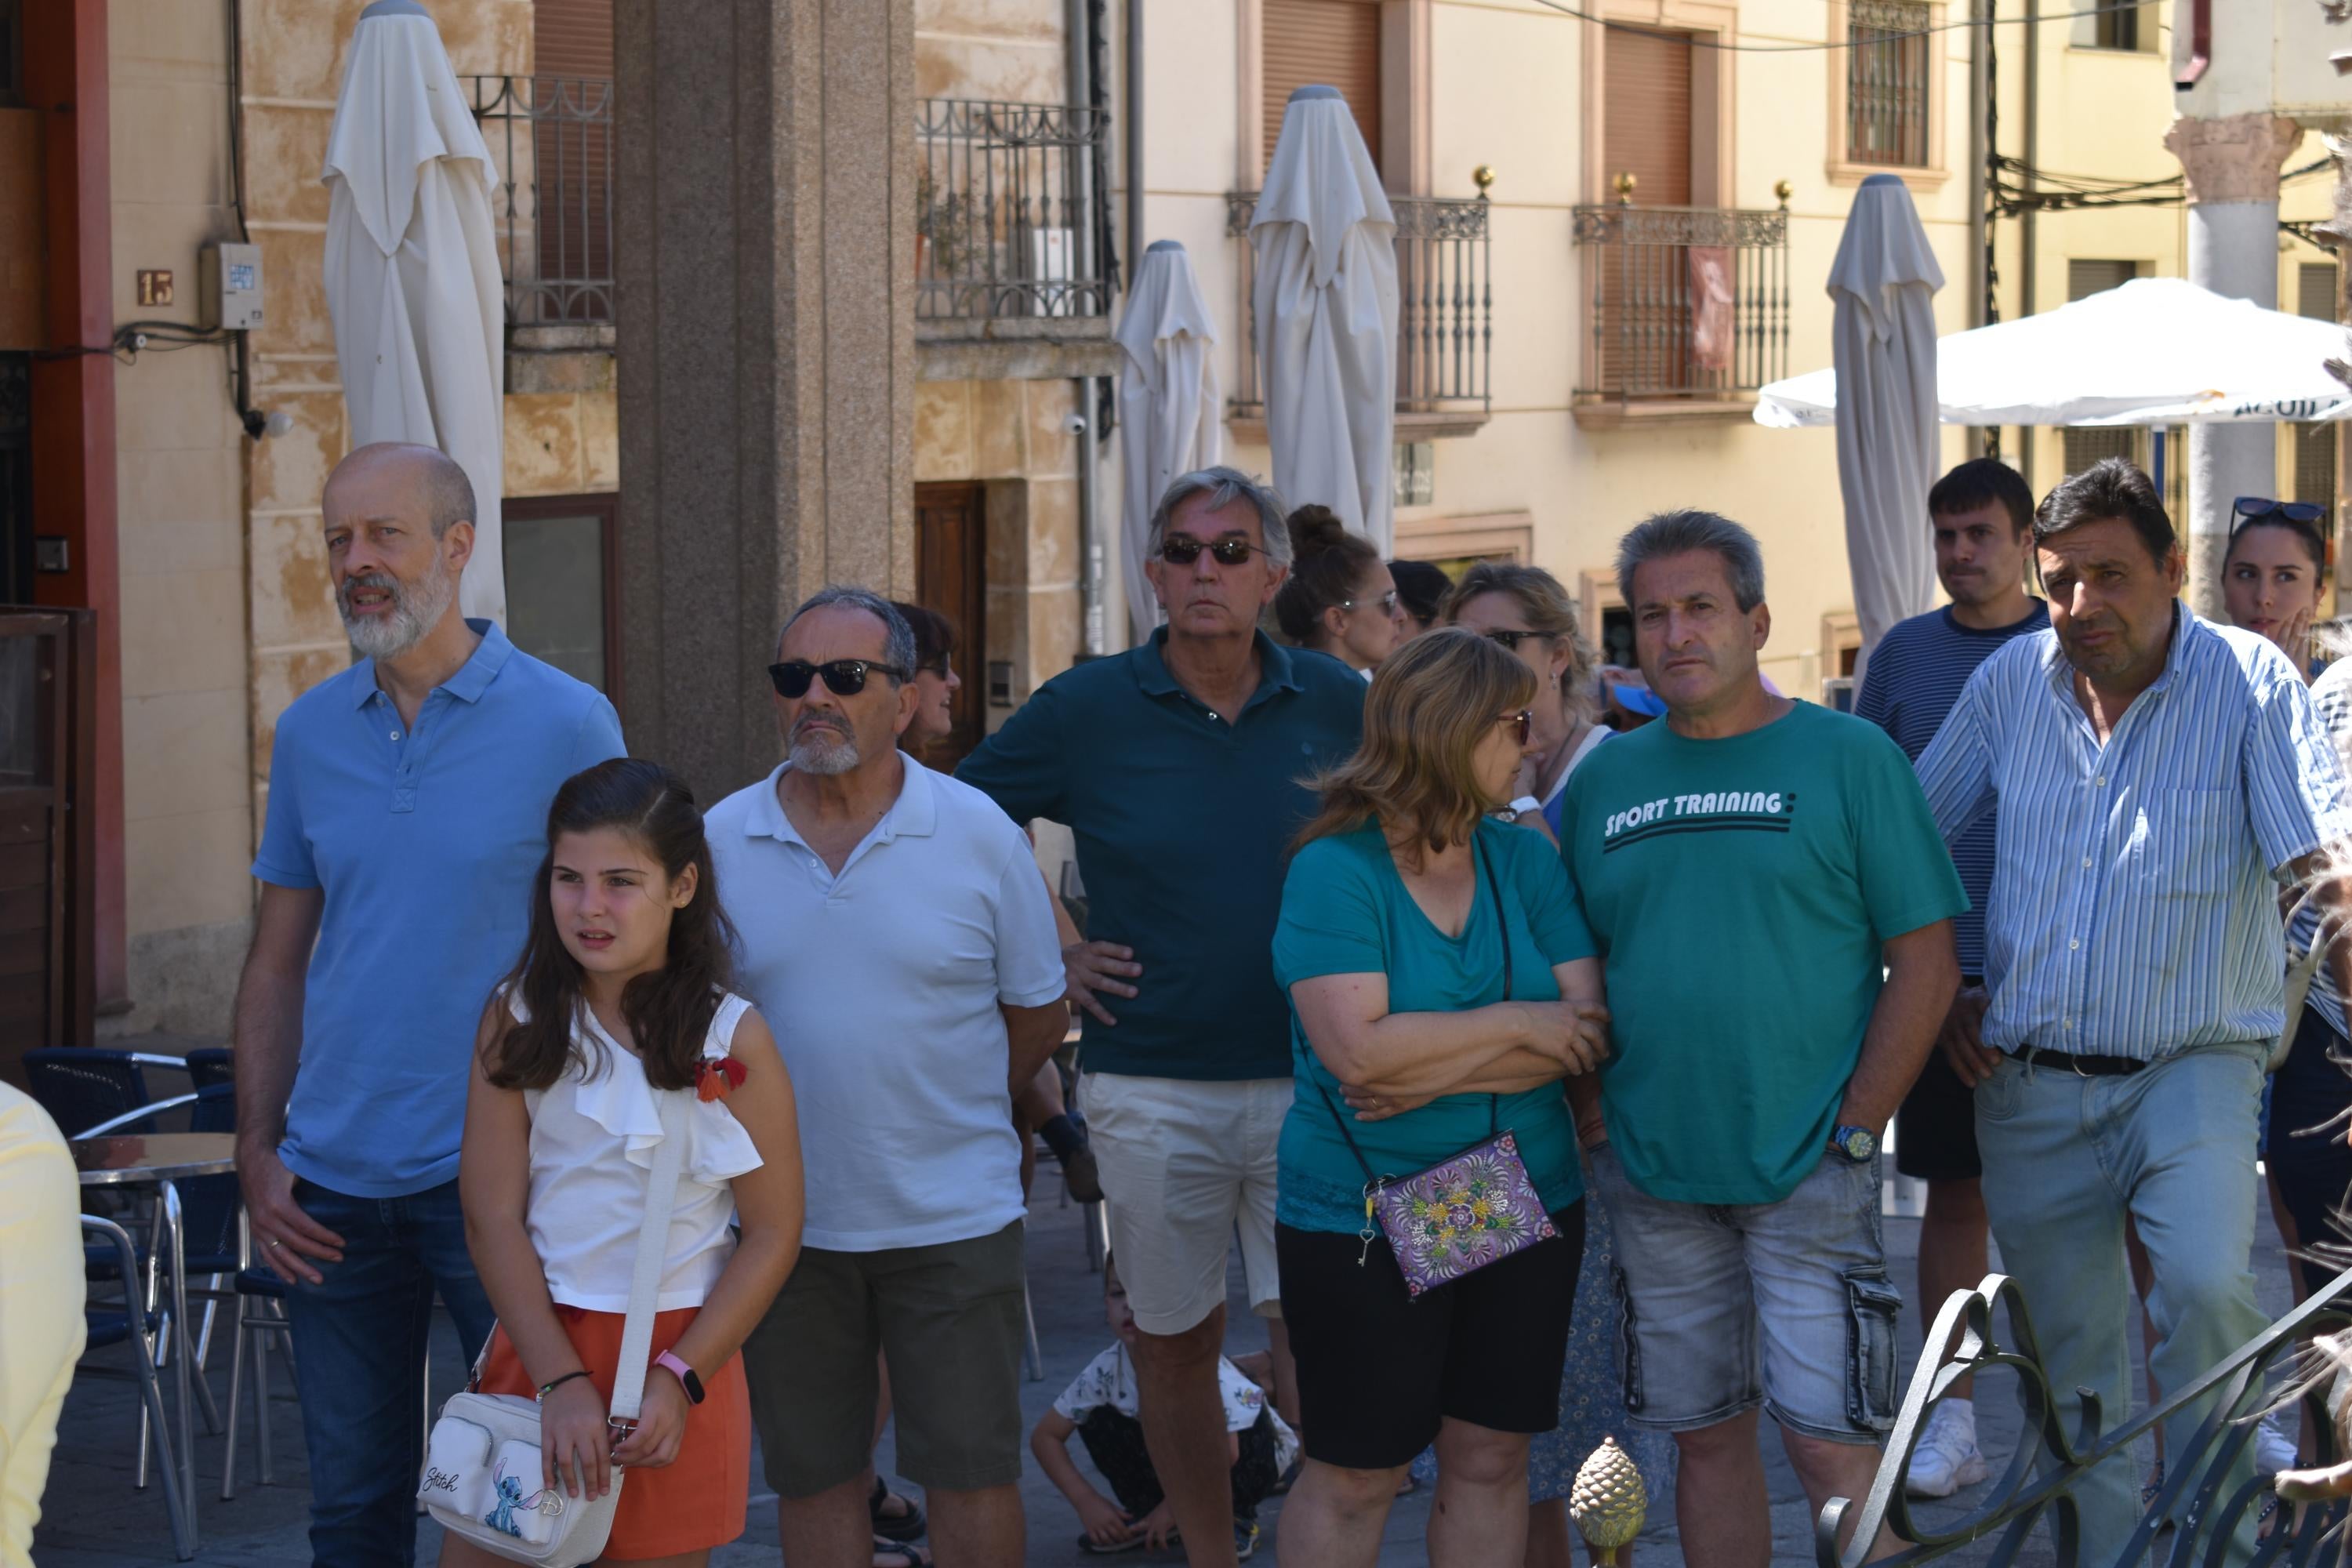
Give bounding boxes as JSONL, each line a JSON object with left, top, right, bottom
{"left": 477, "top": 1305, "right": 750, "bottom": 1561}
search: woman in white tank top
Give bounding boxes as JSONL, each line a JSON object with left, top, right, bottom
{"left": 447, "top": 760, "right": 805, "bottom": 1568}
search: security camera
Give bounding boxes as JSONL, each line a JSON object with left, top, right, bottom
{"left": 1065, "top": 412, "right": 1088, "bottom": 435}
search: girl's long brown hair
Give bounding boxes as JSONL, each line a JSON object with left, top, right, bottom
{"left": 484, "top": 758, "right": 739, "bottom": 1092}
{"left": 1295, "top": 627, "right": 1537, "bottom": 866}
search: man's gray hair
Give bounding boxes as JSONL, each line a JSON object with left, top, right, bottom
{"left": 1147, "top": 466, "right": 1293, "bottom": 571}
{"left": 1615, "top": 509, "right": 1766, "bottom": 612}
{"left": 778, "top": 585, "right": 919, "bottom": 683}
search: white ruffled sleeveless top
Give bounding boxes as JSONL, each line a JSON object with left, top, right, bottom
{"left": 506, "top": 989, "right": 764, "bottom": 1312}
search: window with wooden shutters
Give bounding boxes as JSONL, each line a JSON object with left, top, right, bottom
{"left": 530, "top": 0, "right": 614, "bottom": 322}
{"left": 1848, "top": 1, "right": 1929, "bottom": 166}
{"left": 1595, "top": 30, "right": 1693, "bottom": 395}
{"left": 2061, "top": 261, "right": 2143, "bottom": 477}
{"left": 1261, "top": 0, "right": 1381, "bottom": 175}
{"left": 2296, "top": 262, "right": 2339, "bottom": 508}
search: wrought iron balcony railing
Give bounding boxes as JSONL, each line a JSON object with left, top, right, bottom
{"left": 916, "top": 99, "right": 1112, "bottom": 325}
{"left": 1223, "top": 191, "right": 1492, "bottom": 426}
{"left": 466, "top": 76, "right": 615, "bottom": 328}
{"left": 1573, "top": 202, "right": 1790, "bottom": 402}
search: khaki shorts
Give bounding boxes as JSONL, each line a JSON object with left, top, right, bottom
{"left": 741, "top": 1220, "right": 1026, "bottom": 1497}
{"left": 1080, "top": 1073, "right": 1290, "bottom": 1336}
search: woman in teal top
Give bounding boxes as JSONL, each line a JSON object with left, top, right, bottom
{"left": 1270, "top": 629, "right": 1609, "bottom": 1567}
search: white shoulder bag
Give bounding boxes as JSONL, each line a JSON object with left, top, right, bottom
{"left": 416, "top": 1089, "right": 688, "bottom": 1566}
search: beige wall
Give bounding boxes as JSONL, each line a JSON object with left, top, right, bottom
{"left": 916, "top": 0, "right": 1069, "bottom": 103}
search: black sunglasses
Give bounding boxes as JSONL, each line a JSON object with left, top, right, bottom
{"left": 2232, "top": 496, "right": 2328, "bottom": 530}
{"left": 1479, "top": 629, "right": 1555, "bottom": 652}
{"left": 767, "top": 659, "right": 909, "bottom": 699}
{"left": 1157, "top": 536, "right": 1269, "bottom": 567}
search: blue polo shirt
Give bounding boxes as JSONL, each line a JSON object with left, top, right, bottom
{"left": 956, "top": 630, "right": 1366, "bottom": 1081}
{"left": 252, "top": 620, "right": 626, "bottom": 1197}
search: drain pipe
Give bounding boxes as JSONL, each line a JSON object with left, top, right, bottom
{"left": 1125, "top": 0, "right": 1144, "bottom": 273}
{"left": 1073, "top": 0, "right": 1109, "bottom": 656}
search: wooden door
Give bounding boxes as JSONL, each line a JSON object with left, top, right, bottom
{"left": 0, "top": 608, "right": 95, "bottom": 1085}
{"left": 1261, "top": 0, "right": 1382, "bottom": 175}
{"left": 915, "top": 482, "right": 987, "bottom": 765}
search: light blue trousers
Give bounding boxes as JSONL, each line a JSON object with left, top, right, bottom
{"left": 1976, "top": 1043, "right": 2267, "bottom": 1564}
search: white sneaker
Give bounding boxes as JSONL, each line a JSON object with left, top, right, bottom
{"left": 2257, "top": 1405, "right": 2300, "bottom": 1476}
{"left": 1904, "top": 1400, "right": 1991, "bottom": 1499}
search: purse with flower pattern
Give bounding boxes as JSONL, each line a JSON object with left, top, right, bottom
{"left": 1314, "top": 837, "right": 1559, "bottom": 1299}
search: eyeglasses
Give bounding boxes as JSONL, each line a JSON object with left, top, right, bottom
{"left": 1342, "top": 590, "right": 1401, "bottom": 616}
{"left": 2232, "top": 496, "right": 2328, "bottom": 530}
{"left": 1499, "top": 710, "right": 1533, "bottom": 746}
{"left": 1479, "top": 629, "right": 1555, "bottom": 652}
{"left": 1156, "top": 536, "right": 1269, "bottom": 567}
{"left": 767, "top": 659, "right": 909, "bottom": 699}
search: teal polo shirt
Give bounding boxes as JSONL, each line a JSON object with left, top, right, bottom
{"left": 252, "top": 620, "right": 626, "bottom": 1197}
{"left": 957, "top": 630, "right": 1367, "bottom": 1081}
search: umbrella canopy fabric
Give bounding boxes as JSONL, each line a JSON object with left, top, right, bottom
{"left": 1829, "top": 175, "right": 1944, "bottom": 672}
{"left": 1114, "top": 240, "right": 1222, "bottom": 636}
{"left": 1250, "top": 85, "right": 1399, "bottom": 553}
{"left": 323, "top": 0, "right": 508, "bottom": 622}
{"left": 1759, "top": 276, "right": 2352, "bottom": 430}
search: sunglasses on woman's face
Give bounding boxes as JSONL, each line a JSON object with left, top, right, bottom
{"left": 1499, "top": 710, "right": 1533, "bottom": 746}
{"left": 1343, "top": 590, "right": 1401, "bottom": 615}
{"left": 767, "top": 659, "right": 908, "bottom": 699}
{"left": 1157, "top": 535, "right": 1268, "bottom": 567}
{"left": 1479, "top": 629, "right": 1555, "bottom": 652}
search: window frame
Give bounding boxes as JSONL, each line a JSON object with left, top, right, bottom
{"left": 502, "top": 491, "right": 622, "bottom": 713}
{"left": 1824, "top": 0, "right": 1950, "bottom": 189}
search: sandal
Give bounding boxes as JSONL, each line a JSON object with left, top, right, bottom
{"left": 871, "top": 1475, "right": 927, "bottom": 1543}
{"left": 873, "top": 1540, "right": 931, "bottom": 1568}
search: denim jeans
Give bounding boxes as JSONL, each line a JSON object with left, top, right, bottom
{"left": 1976, "top": 1044, "right": 2267, "bottom": 1566}
{"left": 282, "top": 1177, "right": 495, "bottom": 1568}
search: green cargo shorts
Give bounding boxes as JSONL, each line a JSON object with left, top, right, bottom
{"left": 742, "top": 1219, "right": 1027, "bottom": 1497}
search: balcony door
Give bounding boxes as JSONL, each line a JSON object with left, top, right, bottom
{"left": 1261, "top": 0, "right": 1382, "bottom": 175}
{"left": 1597, "top": 30, "right": 1704, "bottom": 396}
{"left": 915, "top": 482, "right": 987, "bottom": 765}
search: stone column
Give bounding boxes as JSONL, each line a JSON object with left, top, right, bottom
{"left": 2164, "top": 111, "right": 2301, "bottom": 615}
{"left": 614, "top": 0, "right": 917, "bottom": 801}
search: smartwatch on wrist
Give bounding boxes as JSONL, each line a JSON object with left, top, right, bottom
{"left": 655, "top": 1350, "right": 705, "bottom": 1405}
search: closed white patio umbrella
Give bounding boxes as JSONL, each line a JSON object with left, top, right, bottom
{"left": 323, "top": 0, "right": 508, "bottom": 622}
{"left": 1115, "top": 240, "right": 1221, "bottom": 636}
{"left": 1829, "top": 174, "right": 1944, "bottom": 676}
{"left": 1250, "top": 85, "right": 1399, "bottom": 553}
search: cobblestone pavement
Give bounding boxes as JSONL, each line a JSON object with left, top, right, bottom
{"left": 32, "top": 1051, "right": 2303, "bottom": 1566}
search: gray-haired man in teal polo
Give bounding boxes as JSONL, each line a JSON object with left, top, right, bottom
{"left": 960, "top": 467, "right": 1364, "bottom": 1567}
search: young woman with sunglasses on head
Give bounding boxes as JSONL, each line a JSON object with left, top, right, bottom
{"left": 2224, "top": 497, "right": 2331, "bottom": 682}
{"left": 448, "top": 759, "right": 805, "bottom": 1568}
{"left": 1269, "top": 629, "right": 1610, "bottom": 1567}
{"left": 1273, "top": 506, "right": 1411, "bottom": 677}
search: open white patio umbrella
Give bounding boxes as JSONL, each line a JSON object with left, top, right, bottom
{"left": 1758, "top": 276, "right": 2352, "bottom": 430}
{"left": 1829, "top": 175, "right": 1944, "bottom": 676}
{"left": 323, "top": 0, "right": 507, "bottom": 622}
{"left": 1115, "top": 240, "right": 1221, "bottom": 636}
{"left": 1250, "top": 85, "right": 1399, "bottom": 553}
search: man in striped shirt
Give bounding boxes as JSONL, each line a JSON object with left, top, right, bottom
{"left": 1916, "top": 458, "right": 2352, "bottom": 1559}
{"left": 1854, "top": 458, "right": 2046, "bottom": 1500}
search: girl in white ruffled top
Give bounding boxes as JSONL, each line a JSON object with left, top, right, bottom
{"left": 448, "top": 759, "right": 805, "bottom": 1568}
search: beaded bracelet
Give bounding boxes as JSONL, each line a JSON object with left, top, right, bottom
{"left": 537, "top": 1370, "right": 593, "bottom": 1403}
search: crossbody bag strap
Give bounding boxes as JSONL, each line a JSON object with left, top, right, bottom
{"left": 1478, "top": 833, "right": 1508, "bottom": 1136}
{"left": 608, "top": 1090, "right": 690, "bottom": 1423}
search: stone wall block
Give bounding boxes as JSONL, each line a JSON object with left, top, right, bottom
{"left": 242, "top": 0, "right": 369, "bottom": 103}
{"left": 1027, "top": 474, "right": 1078, "bottom": 583}
{"left": 579, "top": 389, "right": 619, "bottom": 492}
{"left": 503, "top": 392, "right": 586, "bottom": 494}
{"left": 1023, "top": 378, "right": 1076, "bottom": 475}
{"left": 249, "top": 511, "right": 345, "bottom": 650}
{"left": 973, "top": 377, "right": 1028, "bottom": 475}
{"left": 252, "top": 227, "right": 336, "bottom": 357}
{"left": 249, "top": 387, "right": 344, "bottom": 514}
{"left": 243, "top": 103, "right": 336, "bottom": 229}
{"left": 916, "top": 379, "right": 975, "bottom": 480}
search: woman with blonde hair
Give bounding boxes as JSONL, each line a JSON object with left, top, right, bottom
{"left": 1269, "top": 629, "right": 1609, "bottom": 1566}
{"left": 1443, "top": 564, "right": 1605, "bottom": 841}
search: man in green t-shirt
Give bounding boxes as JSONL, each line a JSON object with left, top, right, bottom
{"left": 1559, "top": 510, "right": 1964, "bottom": 1563}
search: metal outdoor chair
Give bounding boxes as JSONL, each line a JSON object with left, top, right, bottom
{"left": 82, "top": 1214, "right": 194, "bottom": 1560}
{"left": 182, "top": 1047, "right": 234, "bottom": 1093}
{"left": 24, "top": 1048, "right": 191, "bottom": 1145}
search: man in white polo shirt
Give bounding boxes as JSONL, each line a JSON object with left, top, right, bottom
{"left": 711, "top": 587, "right": 1070, "bottom": 1568}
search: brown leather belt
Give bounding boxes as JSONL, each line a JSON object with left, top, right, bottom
{"left": 2008, "top": 1045, "right": 2147, "bottom": 1076}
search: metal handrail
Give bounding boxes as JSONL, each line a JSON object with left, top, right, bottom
{"left": 1224, "top": 190, "right": 1493, "bottom": 419}
{"left": 466, "top": 74, "right": 616, "bottom": 326}
{"left": 1571, "top": 201, "right": 1790, "bottom": 401}
{"left": 1818, "top": 1267, "right": 2352, "bottom": 1564}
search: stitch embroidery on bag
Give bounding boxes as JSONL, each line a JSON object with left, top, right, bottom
{"left": 483, "top": 1457, "right": 562, "bottom": 1537}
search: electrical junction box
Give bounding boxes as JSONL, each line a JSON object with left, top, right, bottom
{"left": 201, "top": 242, "right": 263, "bottom": 331}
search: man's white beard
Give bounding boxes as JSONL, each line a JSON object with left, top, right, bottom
{"left": 341, "top": 559, "right": 458, "bottom": 661}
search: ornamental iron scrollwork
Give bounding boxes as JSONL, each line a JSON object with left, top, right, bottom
{"left": 1816, "top": 1269, "right": 2352, "bottom": 1566}
{"left": 913, "top": 99, "right": 1112, "bottom": 323}
{"left": 466, "top": 75, "right": 619, "bottom": 327}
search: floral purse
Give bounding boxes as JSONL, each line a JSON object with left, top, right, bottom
{"left": 1313, "top": 837, "right": 1559, "bottom": 1299}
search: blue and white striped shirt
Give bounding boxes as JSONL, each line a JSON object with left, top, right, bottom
{"left": 1915, "top": 605, "right": 2352, "bottom": 1060}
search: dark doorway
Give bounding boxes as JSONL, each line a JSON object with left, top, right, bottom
{"left": 914, "top": 481, "right": 986, "bottom": 764}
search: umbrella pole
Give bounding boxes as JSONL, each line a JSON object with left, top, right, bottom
{"left": 2152, "top": 428, "right": 2165, "bottom": 495}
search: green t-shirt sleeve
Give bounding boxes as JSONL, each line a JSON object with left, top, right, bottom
{"left": 1850, "top": 724, "right": 1973, "bottom": 942}
{"left": 954, "top": 682, "right": 1068, "bottom": 824}
{"left": 1495, "top": 822, "right": 1595, "bottom": 966}
{"left": 1272, "top": 837, "right": 1389, "bottom": 989}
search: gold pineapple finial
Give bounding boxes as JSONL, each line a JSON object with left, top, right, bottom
{"left": 1613, "top": 171, "right": 1637, "bottom": 205}
{"left": 1570, "top": 1436, "right": 1648, "bottom": 1566}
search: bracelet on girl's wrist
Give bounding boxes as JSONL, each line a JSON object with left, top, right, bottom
{"left": 537, "top": 1370, "right": 593, "bottom": 1403}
